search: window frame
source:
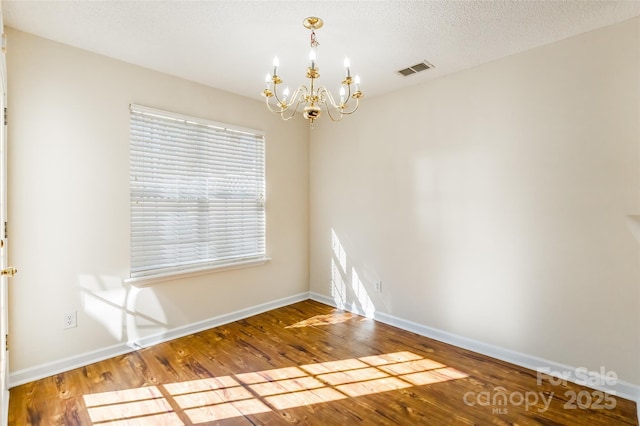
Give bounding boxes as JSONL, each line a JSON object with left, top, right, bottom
{"left": 126, "top": 104, "right": 268, "bottom": 286}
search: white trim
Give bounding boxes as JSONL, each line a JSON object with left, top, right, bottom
{"left": 125, "top": 257, "right": 271, "bottom": 287}
{"left": 129, "top": 104, "right": 264, "bottom": 136}
{"left": 9, "top": 342, "right": 132, "bottom": 388}
{"left": 9, "top": 292, "right": 309, "bottom": 388}
{"left": 1, "top": 394, "right": 7, "bottom": 426}
{"left": 309, "top": 292, "right": 640, "bottom": 403}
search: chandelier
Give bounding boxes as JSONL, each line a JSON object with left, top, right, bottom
{"left": 262, "top": 17, "right": 363, "bottom": 126}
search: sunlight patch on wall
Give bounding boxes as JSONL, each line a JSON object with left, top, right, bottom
{"left": 79, "top": 275, "right": 168, "bottom": 345}
{"left": 331, "top": 258, "right": 347, "bottom": 310}
{"left": 79, "top": 274, "right": 128, "bottom": 341}
{"left": 330, "top": 228, "right": 376, "bottom": 317}
{"left": 331, "top": 228, "right": 347, "bottom": 271}
{"left": 351, "top": 269, "right": 375, "bottom": 318}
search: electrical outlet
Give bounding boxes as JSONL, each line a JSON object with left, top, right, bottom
{"left": 64, "top": 311, "right": 77, "bottom": 329}
{"left": 374, "top": 281, "right": 382, "bottom": 293}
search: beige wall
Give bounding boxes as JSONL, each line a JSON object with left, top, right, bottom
{"left": 310, "top": 17, "right": 640, "bottom": 384}
{"left": 7, "top": 28, "right": 309, "bottom": 372}
{"left": 7, "top": 15, "right": 640, "bottom": 388}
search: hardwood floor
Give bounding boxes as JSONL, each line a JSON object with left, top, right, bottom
{"left": 8, "top": 300, "right": 638, "bottom": 425}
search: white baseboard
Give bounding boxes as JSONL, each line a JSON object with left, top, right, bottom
{"left": 309, "top": 291, "right": 640, "bottom": 405}
{"left": 9, "top": 292, "right": 310, "bottom": 388}
{"left": 9, "top": 341, "right": 133, "bottom": 388}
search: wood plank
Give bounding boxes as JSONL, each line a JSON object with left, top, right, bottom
{"left": 8, "top": 300, "right": 639, "bottom": 425}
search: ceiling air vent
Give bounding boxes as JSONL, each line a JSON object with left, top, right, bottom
{"left": 397, "top": 61, "right": 434, "bottom": 77}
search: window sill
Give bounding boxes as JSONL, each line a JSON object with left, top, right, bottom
{"left": 124, "top": 257, "right": 271, "bottom": 288}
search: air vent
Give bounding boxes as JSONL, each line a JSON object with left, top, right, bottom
{"left": 397, "top": 61, "right": 434, "bottom": 77}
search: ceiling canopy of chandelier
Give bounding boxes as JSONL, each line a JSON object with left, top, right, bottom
{"left": 262, "top": 17, "right": 363, "bottom": 126}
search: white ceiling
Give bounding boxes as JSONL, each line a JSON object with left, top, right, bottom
{"left": 3, "top": 1, "right": 640, "bottom": 100}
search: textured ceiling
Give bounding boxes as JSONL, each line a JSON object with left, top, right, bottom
{"left": 3, "top": 1, "right": 640, "bottom": 100}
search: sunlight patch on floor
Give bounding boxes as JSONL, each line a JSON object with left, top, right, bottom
{"left": 285, "top": 312, "right": 357, "bottom": 328}
{"left": 82, "top": 350, "right": 468, "bottom": 425}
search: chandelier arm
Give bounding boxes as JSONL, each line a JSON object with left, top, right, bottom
{"left": 280, "top": 96, "right": 303, "bottom": 120}
{"left": 321, "top": 91, "right": 361, "bottom": 118}
{"left": 289, "top": 85, "right": 308, "bottom": 105}
{"left": 322, "top": 99, "right": 346, "bottom": 122}
{"left": 280, "top": 108, "right": 298, "bottom": 120}
{"left": 279, "top": 86, "right": 310, "bottom": 120}
{"left": 316, "top": 90, "right": 345, "bottom": 122}
{"left": 316, "top": 86, "right": 342, "bottom": 110}
{"left": 264, "top": 95, "right": 287, "bottom": 114}
{"left": 339, "top": 97, "right": 361, "bottom": 115}
{"left": 343, "top": 80, "right": 353, "bottom": 105}
{"left": 271, "top": 84, "right": 289, "bottom": 111}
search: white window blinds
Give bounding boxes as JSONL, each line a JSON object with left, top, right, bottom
{"left": 129, "top": 104, "right": 266, "bottom": 278}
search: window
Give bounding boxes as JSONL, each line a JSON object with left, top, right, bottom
{"left": 129, "top": 104, "right": 266, "bottom": 280}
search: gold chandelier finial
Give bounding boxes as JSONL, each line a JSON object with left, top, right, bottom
{"left": 261, "top": 16, "right": 363, "bottom": 126}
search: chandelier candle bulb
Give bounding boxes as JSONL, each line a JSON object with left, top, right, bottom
{"left": 344, "top": 57, "right": 351, "bottom": 77}
{"left": 339, "top": 86, "right": 346, "bottom": 103}
{"left": 354, "top": 75, "right": 361, "bottom": 91}
{"left": 283, "top": 87, "right": 290, "bottom": 100}
{"left": 272, "top": 57, "right": 279, "bottom": 76}
{"left": 309, "top": 50, "right": 316, "bottom": 70}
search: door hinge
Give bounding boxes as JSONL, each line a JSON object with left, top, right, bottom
{"left": 3, "top": 222, "right": 7, "bottom": 239}
{"left": 5, "top": 334, "right": 7, "bottom": 351}
{"left": 3, "top": 108, "right": 6, "bottom": 126}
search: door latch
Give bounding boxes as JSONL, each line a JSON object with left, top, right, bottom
{"left": 1, "top": 267, "right": 17, "bottom": 277}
